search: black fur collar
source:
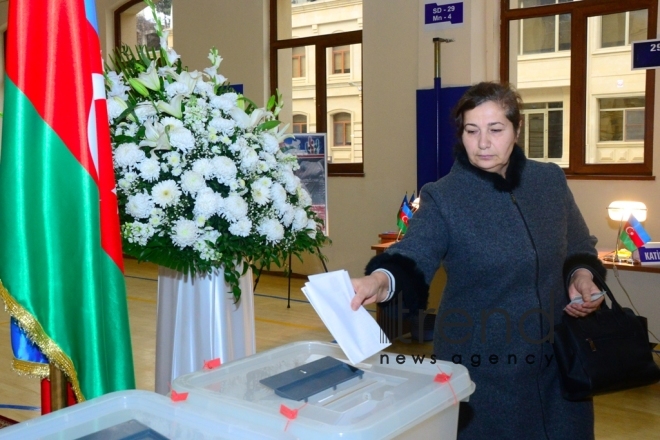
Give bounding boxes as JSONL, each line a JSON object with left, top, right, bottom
{"left": 454, "top": 144, "right": 526, "bottom": 192}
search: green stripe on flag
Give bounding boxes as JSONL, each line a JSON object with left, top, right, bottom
{"left": 0, "top": 78, "right": 134, "bottom": 400}
{"left": 619, "top": 229, "right": 638, "bottom": 252}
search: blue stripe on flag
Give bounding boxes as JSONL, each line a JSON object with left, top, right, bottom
{"left": 84, "top": 0, "right": 99, "bottom": 34}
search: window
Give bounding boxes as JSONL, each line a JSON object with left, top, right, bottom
{"left": 519, "top": 0, "right": 572, "bottom": 54}
{"left": 601, "top": 10, "right": 648, "bottom": 48}
{"left": 114, "top": 0, "right": 173, "bottom": 50}
{"left": 293, "top": 114, "right": 308, "bottom": 133}
{"left": 333, "top": 113, "right": 351, "bottom": 146}
{"left": 292, "top": 46, "right": 306, "bottom": 78}
{"left": 519, "top": 102, "right": 564, "bottom": 160}
{"left": 501, "top": 0, "right": 656, "bottom": 176}
{"left": 270, "top": 0, "right": 363, "bottom": 176}
{"left": 332, "top": 46, "right": 350, "bottom": 74}
{"left": 599, "top": 97, "right": 645, "bottom": 142}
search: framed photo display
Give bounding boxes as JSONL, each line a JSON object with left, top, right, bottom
{"left": 281, "top": 134, "right": 328, "bottom": 235}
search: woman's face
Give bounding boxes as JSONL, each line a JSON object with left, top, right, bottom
{"left": 461, "top": 100, "right": 520, "bottom": 177}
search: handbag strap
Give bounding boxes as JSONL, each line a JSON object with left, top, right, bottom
{"left": 588, "top": 269, "right": 624, "bottom": 313}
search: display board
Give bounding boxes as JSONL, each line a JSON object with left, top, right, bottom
{"left": 281, "top": 134, "right": 328, "bottom": 235}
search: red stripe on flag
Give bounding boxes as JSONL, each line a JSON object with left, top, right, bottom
{"left": 96, "top": 100, "right": 124, "bottom": 271}
{"left": 5, "top": 0, "right": 97, "bottom": 181}
{"left": 625, "top": 226, "right": 645, "bottom": 248}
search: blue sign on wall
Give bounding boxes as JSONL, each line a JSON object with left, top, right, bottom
{"left": 424, "top": 2, "right": 464, "bottom": 29}
{"left": 632, "top": 39, "right": 660, "bottom": 70}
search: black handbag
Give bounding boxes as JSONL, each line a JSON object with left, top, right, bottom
{"left": 552, "top": 270, "right": 660, "bottom": 401}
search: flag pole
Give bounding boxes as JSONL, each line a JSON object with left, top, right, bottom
{"left": 49, "top": 364, "right": 68, "bottom": 411}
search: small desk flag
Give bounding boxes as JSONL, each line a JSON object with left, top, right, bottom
{"left": 619, "top": 214, "right": 652, "bottom": 251}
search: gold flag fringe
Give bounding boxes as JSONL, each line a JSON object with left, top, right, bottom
{"left": 0, "top": 280, "right": 85, "bottom": 402}
{"left": 12, "top": 358, "right": 49, "bottom": 378}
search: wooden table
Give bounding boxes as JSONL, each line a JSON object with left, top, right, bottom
{"left": 598, "top": 251, "right": 660, "bottom": 274}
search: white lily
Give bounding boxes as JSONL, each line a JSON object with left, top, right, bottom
{"left": 156, "top": 94, "right": 184, "bottom": 118}
{"left": 157, "top": 30, "right": 181, "bottom": 65}
{"left": 229, "top": 107, "right": 250, "bottom": 129}
{"left": 139, "top": 121, "right": 172, "bottom": 157}
{"left": 175, "top": 71, "right": 202, "bottom": 96}
{"left": 249, "top": 108, "right": 268, "bottom": 129}
{"left": 135, "top": 61, "right": 161, "bottom": 91}
{"left": 271, "top": 123, "right": 292, "bottom": 143}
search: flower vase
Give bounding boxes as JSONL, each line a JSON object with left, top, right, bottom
{"left": 154, "top": 265, "right": 255, "bottom": 395}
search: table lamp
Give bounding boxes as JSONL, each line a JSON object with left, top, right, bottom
{"left": 605, "top": 201, "right": 647, "bottom": 263}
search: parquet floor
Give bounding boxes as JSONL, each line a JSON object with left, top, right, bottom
{"left": 0, "top": 258, "right": 659, "bottom": 439}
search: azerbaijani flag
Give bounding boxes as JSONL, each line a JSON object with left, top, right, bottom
{"left": 619, "top": 214, "right": 652, "bottom": 252}
{"left": 0, "top": 0, "right": 135, "bottom": 401}
{"left": 397, "top": 195, "right": 411, "bottom": 233}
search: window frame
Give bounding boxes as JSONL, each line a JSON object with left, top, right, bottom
{"left": 269, "top": 0, "right": 363, "bottom": 176}
{"left": 331, "top": 45, "right": 351, "bottom": 74}
{"left": 500, "top": 0, "right": 656, "bottom": 178}
{"left": 292, "top": 46, "right": 306, "bottom": 78}
{"left": 332, "top": 112, "right": 352, "bottom": 146}
{"left": 292, "top": 114, "right": 308, "bottom": 134}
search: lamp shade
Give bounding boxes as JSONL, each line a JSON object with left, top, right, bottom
{"left": 607, "top": 201, "right": 647, "bottom": 222}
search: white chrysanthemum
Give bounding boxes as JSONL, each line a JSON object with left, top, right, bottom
{"left": 124, "top": 172, "right": 138, "bottom": 183}
{"left": 279, "top": 168, "right": 299, "bottom": 194}
{"left": 118, "top": 178, "right": 132, "bottom": 190}
{"left": 171, "top": 167, "right": 183, "bottom": 177}
{"left": 134, "top": 103, "right": 158, "bottom": 122}
{"left": 161, "top": 117, "right": 184, "bottom": 129}
{"left": 210, "top": 92, "right": 238, "bottom": 111}
{"left": 259, "top": 151, "right": 277, "bottom": 168}
{"left": 164, "top": 81, "right": 189, "bottom": 98}
{"left": 114, "top": 143, "right": 145, "bottom": 168}
{"left": 261, "top": 133, "right": 280, "bottom": 154}
{"left": 229, "top": 218, "right": 252, "bottom": 237}
{"left": 256, "top": 161, "right": 270, "bottom": 174}
{"left": 297, "top": 187, "right": 312, "bottom": 207}
{"left": 171, "top": 218, "right": 200, "bottom": 248}
{"left": 254, "top": 177, "right": 272, "bottom": 190}
{"left": 126, "top": 193, "right": 154, "bottom": 219}
{"left": 194, "top": 188, "right": 223, "bottom": 217}
{"left": 257, "top": 218, "right": 285, "bottom": 243}
{"left": 107, "top": 96, "right": 128, "bottom": 122}
{"left": 192, "top": 158, "right": 214, "bottom": 179}
{"left": 251, "top": 183, "right": 270, "bottom": 206}
{"left": 194, "top": 81, "right": 214, "bottom": 97}
{"left": 120, "top": 122, "right": 139, "bottom": 137}
{"left": 169, "top": 127, "right": 195, "bottom": 153}
{"left": 279, "top": 204, "right": 295, "bottom": 227}
{"left": 151, "top": 180, "right": 181, "bottom": 207}
{"left": 137, "top": 158, "right": 161, "bottom": 182}
{"left": 240, "top": 147, "right": 259, "bottom": 172}
{"left": 180, "top": 170, "right": 206, "bottom": 194}
{"left": 292, "top": 208, "right": 309, "bottom": 231}
{"left": 165, "top": 152, "right": 182, "bottom": 167}
{"left": 270, "top": 183, "right": 287, "bottom": 205}
{"left": 221, "top": 194, "right": 249, "bottom": 222}
{"left": 306, "top": 218, "right": 319, "bottom": 239}
{"left": 212, "top": 156, "right": 237, "bottom": 183}
{"left": 209, "top": 117, "right": 236, "bottom": 135}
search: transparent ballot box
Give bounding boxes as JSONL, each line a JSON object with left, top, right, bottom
{"left": 172, "top": 341, "right": 476, "bottom": 439}
{"left": 0, "top": 389, "right": 278, "bottom": 439}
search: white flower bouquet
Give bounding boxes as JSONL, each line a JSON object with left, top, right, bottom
{"left": 105, "top": 1, "right": 328, "bottom": 300}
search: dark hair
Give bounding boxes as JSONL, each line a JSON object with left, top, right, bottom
{"left": 453, "top": 81, "right": 523, "bottom": 139}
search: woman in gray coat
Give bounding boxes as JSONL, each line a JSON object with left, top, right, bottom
{"left": 351, "top": 82, "right": 606, "bottom": 439}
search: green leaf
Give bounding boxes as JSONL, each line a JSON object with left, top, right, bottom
{"left": 256, "top": 120, "right": 281, "bottom": 131}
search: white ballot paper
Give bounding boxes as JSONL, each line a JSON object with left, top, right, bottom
{"left": 302, "top": 270, "right": 391, "bottom": 365}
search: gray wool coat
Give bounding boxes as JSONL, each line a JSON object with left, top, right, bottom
{"left": 368, "top": 146, "right": 605, "bottom": 440}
